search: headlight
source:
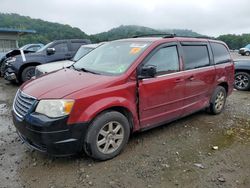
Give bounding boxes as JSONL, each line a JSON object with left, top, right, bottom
{"left": 6, "top": 57, "right": 16, "bottom": 63}
{"left": 35, "top": 99, "right": 75, "bottom": 118}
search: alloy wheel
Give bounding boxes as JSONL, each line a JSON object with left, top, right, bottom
{"left": 214, "top": 91, "right": 225, "bottom": 112}
{"left": 96, "top": 121, "right": 124, "bottom": 154}
{"left": 235, "top": 74, "right": 249, "bottom": 90}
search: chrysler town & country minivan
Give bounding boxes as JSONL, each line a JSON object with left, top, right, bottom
{"left": 12, "top": 36, "right": 234, "bottom": 160}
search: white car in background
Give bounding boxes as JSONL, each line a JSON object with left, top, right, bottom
{"left": 35, "top": 43, "right": 105, "bottom": 78}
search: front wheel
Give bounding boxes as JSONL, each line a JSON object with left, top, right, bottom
{"left": 84, "top": 111, "right": 130, "bottom": 160}
{"left": 207, "top": 86, "right": 227, "bottom": 115}
{"left": 234, "top": 72, "right": 250, "bottom": 91}
{"left": 21, "top": 66, "right": 36, "bottom": 83}
{"left": 245, "top": 51, "right": 250, "bottom": 56}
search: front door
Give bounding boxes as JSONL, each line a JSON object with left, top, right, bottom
{"left": 138, "top": 44, "right": 185, "bottom": 128}
{"left": 46, "top": 42, "right": 70, "bottom": 63}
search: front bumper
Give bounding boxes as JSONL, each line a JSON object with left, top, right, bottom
{"left": 12, "top": 111, "right": 89, "bottom": 156}
{"left": 4, "top": 71, "right": 16, "bottom": 81}
{"left": 4, "top": 66, "right": 17, "bottom": 81}
{"left": 238, "top": 50, "right": 248, "bottom": 55}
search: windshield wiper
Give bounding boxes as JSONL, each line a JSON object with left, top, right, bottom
{"left": 80, "top": 68, "right": 100, "bottom": 75}
{"left": 71, "top": 64, "right": 100, "bottom": 75}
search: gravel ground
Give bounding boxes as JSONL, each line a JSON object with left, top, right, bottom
{"left": 0, "top": 52, "right": 249, "bottom": 188}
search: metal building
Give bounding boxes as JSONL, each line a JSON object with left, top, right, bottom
{"left": 0, "top": 28, "right": 36, "bottom": 58}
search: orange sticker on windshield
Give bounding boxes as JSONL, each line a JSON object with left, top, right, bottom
{"left": 130, "top": 47, "right": 141, "bottom": 54}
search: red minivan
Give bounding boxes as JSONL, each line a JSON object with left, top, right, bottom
{"left": 12, "top": 36, "right": 234, "bottom": 160}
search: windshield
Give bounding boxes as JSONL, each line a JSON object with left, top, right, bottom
{"left": 19, "top": 44, "right": 29, "bottom": 50}
{"left": 245, "top": 44, "right": 250, "bottom": 49}
{"left": 73, "top": 47, "right": 93, "bottom": 62}
{"left": 74, "top": 41, "right": 150, "bottom": 75}
{"left": 36, "top": 42, "right": 53, "bottom": 52}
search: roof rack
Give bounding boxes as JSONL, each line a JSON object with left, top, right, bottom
{"left": 132, "top": 33, "right": 176, "bottom": 38}
{"left": 175, "top": 35, "right": 214, "bottom": 39}
{"left": 132, "top": 33, "right": 214, "bottom": 40}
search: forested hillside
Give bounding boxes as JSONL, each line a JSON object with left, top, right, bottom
{"left": 0, "top": 13, "right": 89, "bottom": 45}
{"left": 91, "top": 25, "right": 203, "bottom": 42}
{"left": 1, "top": 13, "right": 249, "bottom": 49}
{"left": 217, "top": 34, "right": 250, "bottom": 49}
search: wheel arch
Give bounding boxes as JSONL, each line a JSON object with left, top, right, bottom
{"left": 218, "top": 82, "right": 229, "bottom": 94}
{"left": 18, "top": 62, "right": 41, "bottom": 81}
{"left": 93, "top": 106, "right": 135, "bottom": 132}
{"left": 235, "top": 69, "right": 250, "bottom": 75}
{"left": 69, "top": 97, "right": 140, "bottom": 132}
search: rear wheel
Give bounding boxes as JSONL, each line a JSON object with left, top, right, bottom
{"left": 84, "top": 111, "right": 130, "bottom": 160}
{"left": 234, "top": 72, "right": 250, "bottom": 91}
{"left": 21, "top": 66, "right": 36, "bottom": 83}
{"left": 207, "top": 86, "right": 227, "bottom": 115}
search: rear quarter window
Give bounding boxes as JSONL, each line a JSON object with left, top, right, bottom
{"left": 182, "top": 45, "right": 210, "bottom": 70}
{"left": 211, "top": 43, "right": 231, "bottom": 64}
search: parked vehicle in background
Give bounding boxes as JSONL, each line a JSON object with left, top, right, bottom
{"left": 238, "top": 44, "right": 250, "bottom": 56}
{"left": 0, "top": 43, "right": 44, "bottom": 76}
{"left": 35, "top": 43, "right": 104, "bottom": 78}
{"left": 12, "top": 36, "right": 234, "bottom": 160}
{"left": 234, "top": 60, "right": 250, "bottom": 91}
{"left": 4, "top": 39, "right": 91, "bottom": 83}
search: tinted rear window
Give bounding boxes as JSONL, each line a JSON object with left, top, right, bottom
{"left": 182, "top": 45, "right": 210, "bottom": 70}
{"left": 211, "top": 43, "right": 230, "bottom": 64}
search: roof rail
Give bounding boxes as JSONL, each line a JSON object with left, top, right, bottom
{"left": 132, "top": 33, "right": 176, "bottom": 38}
{"left": 175, "top": 35, "right": 214, "bottom": 39}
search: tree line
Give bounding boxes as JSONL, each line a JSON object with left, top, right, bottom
{"left": 217, "top": 34, "right": 250, "bottom": 50}
{"left": 0, "top": 13, "right": 249, "bottom": 49}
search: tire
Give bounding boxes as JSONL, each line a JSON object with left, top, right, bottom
{"left": 234, "top": 72, "right": 250, "bottom": 91}
{"left": 245, "top": 51, "right": 250, "bottom": 56}
{"left": 207, "top": 86, "right": 227, "bottom": 115}
{"left": 21, "top": 66, "right": 36, "bottom": 83}
{"left": 84, "top": 111, "right": 130, "bottom": 160}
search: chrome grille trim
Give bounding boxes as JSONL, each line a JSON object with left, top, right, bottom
{"left": 13, "top": 90, "right": 37, "bottom": 119}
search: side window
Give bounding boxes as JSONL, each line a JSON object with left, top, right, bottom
{"left": 53, "top": 43, "right": 68, "bottom": 53}
{"left": 144, "top": 46, "right": 179, "bottom": 76}
{"left": 182, "top": 45, "right": 210, "bottom": 70}
{"left": 211, "top": 43, "right": 231, "bottom": 64}
{"left": 71, "top": 42, "right": 82, "bottom": 51}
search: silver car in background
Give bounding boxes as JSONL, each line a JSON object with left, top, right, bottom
{"left": 35, "top": 43, "right": 104, "bottom": 78}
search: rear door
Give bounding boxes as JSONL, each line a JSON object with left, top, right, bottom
{"left": 210, "top": 42, "right": 234, "bottom": 95}
{"left": 180, "top": 42, "right": 216, "bottom": 115}
{"left": 138, "top": 43, "right": 185, "bottom": 128}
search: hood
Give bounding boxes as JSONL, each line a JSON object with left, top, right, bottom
{"left": 5, "top": 49, "right": 35, "bottom": 58}
{"left": 37, "top": 60, "right": 73, "bottom": 73}
{"left": 21, "top": 68, "right": 118, "bottom": 99}
{"left": 14, "top": 51, "right": 44, "bottom": 61}
{"left": 240, "top": 48, "right": 249, "bottom": 51}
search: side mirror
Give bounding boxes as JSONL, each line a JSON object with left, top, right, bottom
{"left": 47, "top": 48, "right": 56, "bottom": 55}
{"left": 138, "top": 65, "right": 157, "bottom": 79}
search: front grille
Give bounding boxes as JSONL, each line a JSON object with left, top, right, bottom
{"left": 239, "top": 49, "right": 245, "bottom": 53}
{"left": 13, "top": 90, "right": 36, "bottom": 119}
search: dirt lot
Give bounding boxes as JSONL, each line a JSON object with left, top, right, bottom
{"left": 0, "top": 53, "right": 250, "bottom": 188}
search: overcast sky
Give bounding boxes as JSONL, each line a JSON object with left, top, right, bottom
{"left": 0, "top": 0, "right": 249, "bottom": 36}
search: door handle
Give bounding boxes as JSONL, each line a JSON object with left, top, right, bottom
{"left": 188, "top": 76, "right": 194, "bottom": 81}
{"left": 174, "top": 78, "right": 184, "bottom": 83}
